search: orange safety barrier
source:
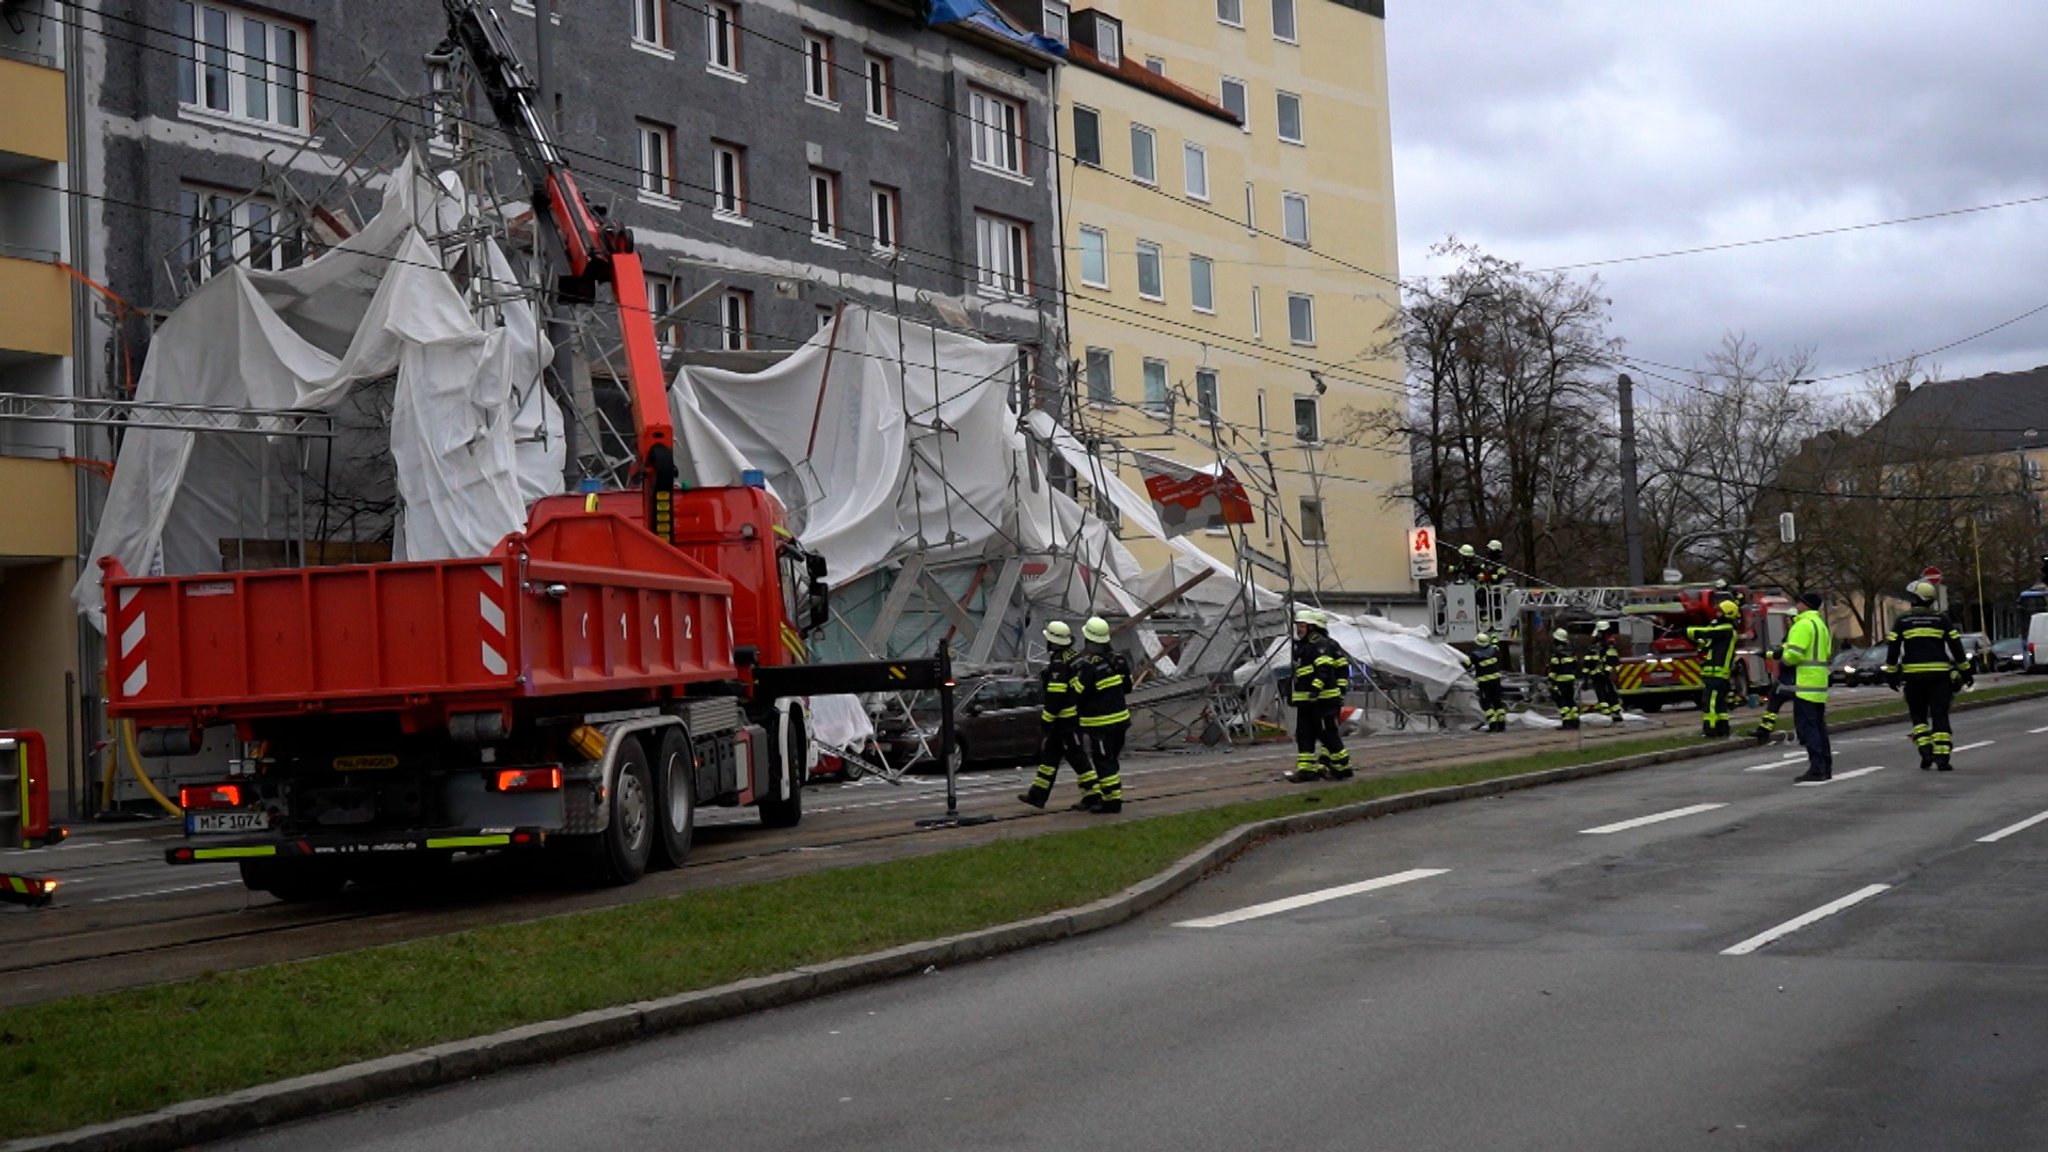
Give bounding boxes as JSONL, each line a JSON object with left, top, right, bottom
{"left": 1, "top": 729, "right": 67, "bottom": 849}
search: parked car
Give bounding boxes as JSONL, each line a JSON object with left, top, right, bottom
{"left": 1830, "top": 644, "right": 1891, "bottom": 687}
{"left": 1959, "top": 632, "right": 1993, "bottom": 674}
{"left": 1989, "top": 637, "right": 2026, "bottom": 674}
{"left": 874, "top": 675, "right": 1044, "bottom": 773}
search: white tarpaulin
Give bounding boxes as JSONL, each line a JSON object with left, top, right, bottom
{"left": 1232, "top": 611, "right": 1474, "bottom": 699}
{"left": 74, "top": 153, "right": 562, "bottom": 627}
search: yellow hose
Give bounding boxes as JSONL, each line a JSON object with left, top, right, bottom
{"left": 119, "top": 720, "right": 183, "bottom": 816}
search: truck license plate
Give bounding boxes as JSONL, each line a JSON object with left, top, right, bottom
{"left": 189, "top": 811, "right": 269, "bottom": 835}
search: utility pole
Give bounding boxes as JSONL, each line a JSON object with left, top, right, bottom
{"left": 1617, "top": 372, "right": 1645, "bottom": 584}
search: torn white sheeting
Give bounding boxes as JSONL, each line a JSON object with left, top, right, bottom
{"left": 1233, "top": 612, "right": 1473, "bottom": 699}
{"left": 807, "top": 693, "right": 875, "bottom": 752}
{"left": 73, "top": 153, "right": 561, "bottom": 627}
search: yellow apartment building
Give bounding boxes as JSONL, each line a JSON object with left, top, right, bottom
{"left": 1049, "top": 0, "right": 1411, "bottom": 603}
{"left": 0, "top": 4, "right": 83, "bottom": 813}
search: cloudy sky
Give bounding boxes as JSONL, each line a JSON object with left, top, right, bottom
{"left": 1384, "top": 1, "right": 2048, "bottom": 402}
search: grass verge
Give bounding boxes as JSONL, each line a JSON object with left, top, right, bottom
{"left": 2, "top": 682, "right": 2042, "bottom": 1138}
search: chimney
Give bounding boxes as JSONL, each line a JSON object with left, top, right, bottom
{"left": 1893, "top": 378, "right": 1912, "bottom": 408}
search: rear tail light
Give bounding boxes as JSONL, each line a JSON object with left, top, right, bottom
{"left": 180, "top": 783, "right": 244, "bottom": 809}
{"left": 492, "top": 767, "right": 563, "bottom": 793}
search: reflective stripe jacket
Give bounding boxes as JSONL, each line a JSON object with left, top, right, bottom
{"left": 1548, "top": 647, "right": 1581, "bottom": 685}
{"left": 1468, "top": 644, "right": 1504, "bottom": 684}
{"left": 1884, "top": 609, "right": 1965, "bottom": 677}
{"left": 1596, "top": 638, "right": 1621, "bottom": 675}
{"left": 1038, "top": 651, "right": 1082, "bottom": 727}
{"left": 1076, "top": 648, "right": 1133, "bottom": 727}
{"left": 1781, "top": 609, "right": 1833, "bottom": 703}
{"left": 1686, "top": 621, "right": 1738, "bottom": 676}
{"left": 1292, "top": 631, "right": 1352, "bottom": 705}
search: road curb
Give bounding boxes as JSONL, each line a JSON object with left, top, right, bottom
{"left": 9, "top": 689, "right": 2042, "bottom": 1152}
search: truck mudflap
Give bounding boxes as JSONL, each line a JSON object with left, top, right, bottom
{"left": 165, "top": 827, "right": 549, "bottom": 865}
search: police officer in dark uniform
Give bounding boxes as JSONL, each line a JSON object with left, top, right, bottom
{"left": 1883, "top": 579, "right": 1971, "bottom": 770}
{"left": 1018, "top": 621, "right": 1098, "bottom": 808}
{"left": 1074, "top": 615, "right": 1130, "bottom": 812}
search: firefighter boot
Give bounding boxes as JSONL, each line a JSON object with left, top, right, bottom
{"left": 1018, "top": 763, "right": 1057, "bottom": 808}
{"left": 1322, "top": 748, "right": 1355, "bottom": 781}
{"left": 1285, "top": 751, "right": 1325, "bottom": 783}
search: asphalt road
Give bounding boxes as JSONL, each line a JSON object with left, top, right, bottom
{"left": 199, "top": 694, "right": 2048, "bottom": 1152}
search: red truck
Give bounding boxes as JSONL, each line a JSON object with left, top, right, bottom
{"left": 102, "top": 0, "right": 951, "bottom": 901}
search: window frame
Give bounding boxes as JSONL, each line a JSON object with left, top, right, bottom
{"left": 1072, "top": 105, "right": 1103, "bottom": 166}
{"left": 719, "top": 289, "right": 752, "bottom": 351}
{"left": 1085, "top": 347, "right": 1115, "bottom": 406}
{"left": 1272, "top": 0, "right": 1299, "bottom": 44}
{"left": 1189, "top": 254, "right": 1215, "bottom": 314}
{"left": 1294, "top": 393, "right": 1322, "bottom": 444}
{"left": 976, "top": 211, "right": 1033, "bottom": 299}
{"left": 1282, "top": 191, "right": 1310, "bottom": 245}
{"left": 1141, "top": 358, "right": 1170, "bottom": 413}
{"left": 645, "top": 273, "right": 679, "bottom": 351}
{"left": 706, "top": 1, "right": 743, "bottom": 76}
{"left": 802, "top": 31, "right": 837, "bottom": 105}
{"left": 1135, "top": 239, "right": 1165, "bottom": 302}
{"left": 1219, "top": 76, "right": 1249, "bottom": 127}
{"left": 636, "top": 119, "right": 676, "bottom": 201}
{"left": 1144, "top": 56, "right": 1166, "bottom": 75}
{"left": 1298, "top": 495, "right": 1326, "bottom": 545}
{"left": 712, "top": 140, "right": 748, "bottom": 220}
{"left": 1276, "top": 90, "right": 1304, "bottom": 144}
{"left": 174, "top": 1, "right": 309, "bottom": 134}
{"left": 1217, "top": 0, "right": 1244, "bottom": 27}
{"left": 864, "top": 53, "right": 896, "bottom": 124}
{"left": 1043, "top": 0, "right": 1070, "bottom": 41}
{"left": 631, "top": 0, "right": 671, "bottom": 52}
{"left": 1250, "top": 284, "right": 1263, "bottom": 340}
{"left": 1287, "top": 292, "right": 1316, "bottom": 346}
{"left": 1130, "top": 123, "right": 1157, "bottom": 185}
{"left": 1097, "top": 19, "right": 1123, "bottom": 66}
{"left": 1078, "top": 225, "right": 1110, "bottom": 289}
{"left": 870, "top": 184, "right": 900, "bottom": 252}
{"left": 177, "top": 183, "right": 300, "bottom": 284}
{"left": 809, "top": 168, "right": 842, "bottom": 244}
{"left": 1195, "top": 368, "right": 1221, "bottom": 427}
{"left": 969, "top": 87, "right": 1027, "bottom": 178}
{"left": 1183, "top": 141, "right": 1209, "bottom": 201}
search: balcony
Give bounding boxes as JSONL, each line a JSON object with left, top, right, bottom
{"left": 0, "top": 254, "right": 68, "bottom": 358}
{"left": 0, "top": 55, "right": 64, "bottom": 164}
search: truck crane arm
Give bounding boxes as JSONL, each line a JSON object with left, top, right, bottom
{"left": 436, "top": 0, "right": 678, "bottom": 539}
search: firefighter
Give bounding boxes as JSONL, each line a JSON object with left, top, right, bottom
{"left": 1454, "top": 544, "right": 1477, "bottom": 583}
{"left": 1484, "top": 539, "right": 1509, "bottom": 585}
{"left": 1287, "top": 607, "right": 1354, "bottom": 782}
{"left": 1074, "top": 615, "right": 1131, "bottom": 812}
{"left": 1748, "top": 644, "right": 1797, "bottom": 744}
{"left": 1882, "top": 579, "right": 1970, "bottom": 771}
{"left": 1549, "top": 628, "right": 1582, "bottom": 729}
{"left": 1018, "top": 621, "right": 1098, "bottom": 808}
{"left": 1589, "top": 620, "right": 1624, "bottom": 720}
{"left": 1687, "top": 599, "right": 1740, "bottom": 738}
{"left": 1468, "top": 631, "right": 1507, "bottom": 732}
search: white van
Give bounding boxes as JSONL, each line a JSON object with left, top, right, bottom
{"left": 2027, "top": 613, "right": 2048, "bottom": 674}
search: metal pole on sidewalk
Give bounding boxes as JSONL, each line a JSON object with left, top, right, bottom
{"left": 917, "top": 639, "right": 993, "bottom": 828}
{"left": 1618, "top": 373, "right": 1645, "bottom": 585}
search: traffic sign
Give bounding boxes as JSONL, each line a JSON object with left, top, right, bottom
{"left": 1409, "top": 527, "right": 1439, "bottom": 581}
{"left": 1921, "top": 566, "right": 1943, "bottom": 584}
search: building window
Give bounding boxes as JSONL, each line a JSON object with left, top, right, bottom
{"left": 1277, "top": 91, "right": 1303, "bottom": 143}
{"left": 1250, "top": 285, "right": 1263, "bottom": 339}
{"left": 1142, "top": 359, "right": 1169, "bottom": 412}
{"left": 1043, "top": 1, "right": 1069, "bottom": 41}
{"left": 178, "top": 185, "right": 301, "bottom": 283}
{"left": 810, "top": 169, "right": 841, "bottom": 242}
{"left": 1130, "top": 124, "right": 1157, "bottom": 185}
{"left": 1244, "top": 181, "right": 1257, "bottom": 231}
{"left": 976, "top": 212, "right": 1031, "bottom": 298}
{"left": 1282, "top": 192, "right": 1310, "bottom": 245}
{"left": 632, "top": 0, "right": 669, "bottom": 50}
{"left": 970, "top": 88, "right": 1026, "bottom": 176}
{"left": 425, "top": 60, "right": 469, "bottom": 154}
{"left": 1145, "top": 56, "right": 1166, "bottom": 76}
{"left": 719, "top": 290, "right": 751, "bottom": 351}
{"left": 1220, "top": 76, "right": 1248, "bottom": 126}
{"left": 636, "top": 120, "right": 675, "bottom": 199}
{"left": 712, "top": 141, "right": 747, "bottom": 218}
{"left": 1196, "top": 369, "right": 1220, "bottom": 426}
{"left": 1272, "top": 0, "right": 1299, "bottom": 42}
{"left": 1078, "top": 226, "right": 1109, "bottom": 288}
{"left": 1073, "top": 106, "right": 1102, "bottom": 166}
{"left": 1299, "top": 496, "right": 1325, "bottom": 544}
{"left": 865, "top": 54, "right": 896, "bottom": 123}
{"left": 1190, "top": 255, "right": 1214, "bottom": 313}
{"left": 803, "top": 33, "right": 835, "bottom": 104}
{"left": 706, "top": 2, "right": 741, "bottom": 74}
{"left": 1217, "top": 0, "right": 1244, "bottom": 26}
{"left": 1294, "top": 394, "right": 1321, "bottom": 443}
{"left": 1184, "top": 143, "right": 1209, "bottom": 201}
{"left": 870, "top": 184, "right": 899, "bottom": 251}
{"left": 1256, "top": 388, "right": 1268, "bottom": 439}
{"left": 818, "top": 306, "right": 837, "bottom": 333}
{"left": 646, "top": 274, "right": 678, "bottom": 350}
{"left": 1097, "top": 18, "right": 1122, "bottom": 66}
{"left": 1287, "top": 292, "right": 1316, "bottom": 345}
{"left": 174, "top": 2, "right": 308, "bottom": 131}
{"left": 1085, "top": 347, "right": 1114, "bottom": 405}
{"left": 1135, "top": 240, "right": 1164, "bottom": 301}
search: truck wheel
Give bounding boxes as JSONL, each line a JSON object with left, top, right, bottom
{"left": 758, "top": 706, "right": 806, "bottom": 829}
{"left": 240, "top": 859, "right": 347, "bottom": 903}
{"left": 587, "top": 734, "right": 655, "bottom": 885}
{"left": 651, "top": 727, "right": 694, "bottom": 870}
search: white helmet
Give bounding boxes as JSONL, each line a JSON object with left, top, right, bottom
{"left": 1043, "top": 620, "right": 1073, "bottom": 647}
{"left": 1907, "top": 579, "right": 1937, "bottom": 603}
{"left": 1473, "top": 631, "right": 1493, "bottom": 646}
{"left": 1554, "top": 629, "right": 1572, "bottom": 644}
{"left": 1082, "top": 616, "right": 1112, "bottom": 644}
{"left": 1294, "top": 607, "right": 1328, "bottom": 629}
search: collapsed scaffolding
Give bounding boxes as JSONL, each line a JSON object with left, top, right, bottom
{"left": 68, "top": 59, "right": 1473, "bottom": 793}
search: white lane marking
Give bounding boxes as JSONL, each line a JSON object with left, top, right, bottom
{"left": 0, "top": 837, "right": 157, "bottom": 858}
{"left": 1174, "top": 868, "right": 1449, "bottom": 928}
{"left": 1950, "top": 740, "right": 1994, "bottom": 754}
{"left": 1794, "top": 766, "right": 1886, "bottom": 786}
{"left": 88, "top": 879, "right": 242, "bottom": 904}
{"left": 1978, "top": 810, "right": 2048, "bottom": 844}
{"left": 1744, "top": 760, "right": 1798, "bottom": 772}
{"left": 1581, "top": 803, "right": 1727, "bottom": 835}
{"left": 1722, "top": 884, "right": 1892, "bottom": 956}
{"left": 2028, "top": 726, "right": 2048, "bottom": 735}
